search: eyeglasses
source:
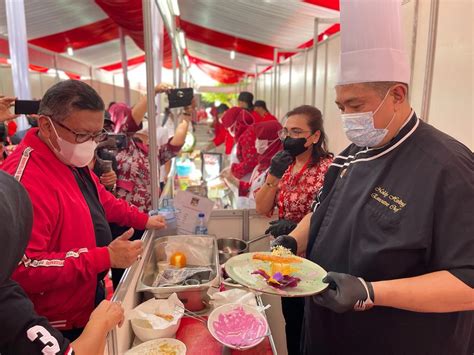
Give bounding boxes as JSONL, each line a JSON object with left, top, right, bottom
{"left": 278, "top": 128, "right": 312, "bottom": 140}
{"left": 50, "top": 118, "right": 107, "bottom": 143}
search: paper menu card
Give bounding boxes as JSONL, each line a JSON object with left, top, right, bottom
{"left": 174, "top": 190, "right": 215, "bottom": 234}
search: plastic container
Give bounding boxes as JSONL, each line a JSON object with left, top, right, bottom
{"left": 150, "top": 208, "right": 178, "bottom": 237}
{"left": 194, "top": 212, "right": 208, "bottom": 235}
{"left": 176, "top": 158, "right": 193, "bottom": 177}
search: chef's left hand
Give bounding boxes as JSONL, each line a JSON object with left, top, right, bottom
{"left": 265, "top": 219, "right": 297, "bottom": 237}
{"left": 313, "top": 272, "right": 374, "bottom": 313}
{"left": 146, "top": 215, "right": 167, "bottom": 230}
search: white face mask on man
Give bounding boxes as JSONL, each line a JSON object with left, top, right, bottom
{"left": 48, "top": 118, "right": 97, "bottom": 167}
{"left": 341, "top": 89, "right": 396, "bottom": 147}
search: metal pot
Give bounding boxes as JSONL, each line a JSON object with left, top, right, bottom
{"left": 217, "top": 234, "right": 269, "bottom": 264}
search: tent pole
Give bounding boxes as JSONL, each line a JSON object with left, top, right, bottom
{"left": 119, "top": 27, "right": 131, "bottom": 106}
{"left": 142, "top": 0, "right": 159, "bottom": 210}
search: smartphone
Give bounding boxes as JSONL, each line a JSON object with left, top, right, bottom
{"left": 14, "top": 100, "right": 41, "bottom": 115}
{"left": 107, "top": 133, "right": 128, "bottom": 150}
{"left": 167, "top": 88, "right": 194, "bottom": 108}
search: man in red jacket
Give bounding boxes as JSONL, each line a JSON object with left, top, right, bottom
{"left": 1, "top": 80, "right": 166, "bottom": 341}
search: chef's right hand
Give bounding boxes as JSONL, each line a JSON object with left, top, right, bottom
{"left": 89, "top": 300, "right": 124, "bottom": 331}
{"left": 108, "top": 228, "right": 143, "bottom": 268}
{"left": 270, "top": 235, "right": 298, "bottom": 255}
{"left": 269, "top": 151, "right": 294, "bottom": 179}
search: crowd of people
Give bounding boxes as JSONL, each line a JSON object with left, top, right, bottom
{"left": 0, "top": 1, "right": 472, "bottom": 352}
{"left": 0, "top": 80, "right": 193, "bottom": 354}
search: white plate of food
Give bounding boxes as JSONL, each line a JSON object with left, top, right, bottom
{"left": 125, "top": 338, "right": 186, "bottom": 355}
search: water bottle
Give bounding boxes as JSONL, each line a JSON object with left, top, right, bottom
{"left": 194, "top": 212, "right": 208, "bottom": 235}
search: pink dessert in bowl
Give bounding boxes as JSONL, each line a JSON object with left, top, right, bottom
{"left": 208, "top": 303, "right": 268, "bottom": 350}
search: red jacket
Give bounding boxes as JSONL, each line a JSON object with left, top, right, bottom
{"left": 1, "top": 129, "right": 148, "bottom": 330}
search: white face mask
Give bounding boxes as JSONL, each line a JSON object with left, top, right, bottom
{"left": 341, "top": 89, "right": 396, "bottom": 147}
{"left": 255, "top": 138, "right": 278, "bottom": 155}
{"left": 48, "top": 118, "right": 97, "bottom": 167}
{"left": 255, "top": 139, "right": 269, "bottom": 154}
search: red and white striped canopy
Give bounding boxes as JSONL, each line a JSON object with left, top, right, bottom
{"left": 0, "top": 0, "right": 340, "bottom": 84}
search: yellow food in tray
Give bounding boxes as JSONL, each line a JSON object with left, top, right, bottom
{"left": 169, "top": 252, "right": 187, "bottom": 268}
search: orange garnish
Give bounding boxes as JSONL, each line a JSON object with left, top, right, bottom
{"left": 252, "top": 253, "right": 302, "bottom": 264}
{"left": 170, "top": 252, "right": 187, "bottom": 268}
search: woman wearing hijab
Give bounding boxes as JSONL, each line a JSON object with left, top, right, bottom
{"left": 220, "top": 107, "right": 259, "bottom": 183}
{"left": 224, "top": 120, "right": 283, "bottom": 208}
{"left": 0, "top": 171, "right": 124, "bottom": 355}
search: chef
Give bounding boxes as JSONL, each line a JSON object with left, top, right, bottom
{"left": 273, "top": 1, "right": 474, "bottom": 354}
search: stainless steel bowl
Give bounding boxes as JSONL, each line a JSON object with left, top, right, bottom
{"left": 217, "top": 234, "right": 269, "bottom": 264}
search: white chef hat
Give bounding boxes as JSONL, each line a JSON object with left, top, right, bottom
{"left": 337, "top": 0, "right": 410, "bottom": 85}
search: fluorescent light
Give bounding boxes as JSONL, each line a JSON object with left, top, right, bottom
{"left": 184, "top": 55, "right": 190, "bottom": 67}
{"left": 230, "top": 50, "right": 236, "bottom": 60}
{"left": 67, "top": 46, "right": 74, "bottom": 56}
{"left": 170, "top": 0, "right": 180, "bottom": 16}
{"left": 178, "top": 30, "right": 186, "bottom": 49}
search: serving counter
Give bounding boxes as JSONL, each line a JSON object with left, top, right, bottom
{"left": 106, "top": 209, "right": 288, "bottom": 355}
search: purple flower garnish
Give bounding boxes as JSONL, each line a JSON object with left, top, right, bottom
{"left": 252, "top": 269, "right": 301, "bottom": 289}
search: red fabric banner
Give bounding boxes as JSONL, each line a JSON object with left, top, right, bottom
{"left": 188, "top": 55, "right": 249, "bottom": 84}
{"left": 95, "top": 0, "right": 174, "bottom": 68}
{"left": 179, "top": 19, "right": 276, "bottom": 61}
{"left": 29, "top": 18, "right": 119, "bottom": 53}
{"left": 100, "top": 54, "right": 146, "bottom": 71}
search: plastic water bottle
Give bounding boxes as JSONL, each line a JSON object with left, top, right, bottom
{"left": 194, "top": 212, "right": 208, "bottom": 235}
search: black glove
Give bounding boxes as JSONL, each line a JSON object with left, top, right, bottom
{"left": 265, "top": 219, "right": 297, "bottom": 238}
{"left": 313, "top": 272, "right": 375, "bottom": 313}
{"left": 270, "top": 235, "right": 298, "bottom": 255}
{"left": 269, "top": 151, "right": 294, "bottom": 178}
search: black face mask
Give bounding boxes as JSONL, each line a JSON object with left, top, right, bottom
{"left": 283, "top": 137, "right": 308, "bottom": 157}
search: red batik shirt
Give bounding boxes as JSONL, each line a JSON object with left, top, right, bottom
{"left": 116, "top": 139, "right": 181, "bottom": 212}
{"left": 276, "top": 156, "right": 332, "bottom": 223}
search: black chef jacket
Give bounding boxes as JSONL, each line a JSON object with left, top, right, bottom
{"left": 303, "top": 112, "right": 474, "bottom": 355}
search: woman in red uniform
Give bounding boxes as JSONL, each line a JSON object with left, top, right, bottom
{"left": 220, "top": 107, "right": 258, "bottom": 182}
{"left": 255, "top": 105, "right": 332, "bottom": 355}
{"left": 224, "top": 120, "right": 282, "bottom": 208}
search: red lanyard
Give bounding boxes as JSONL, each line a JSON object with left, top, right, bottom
{"left": 278, "top": 159, "right": 310, "bottom": 218}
